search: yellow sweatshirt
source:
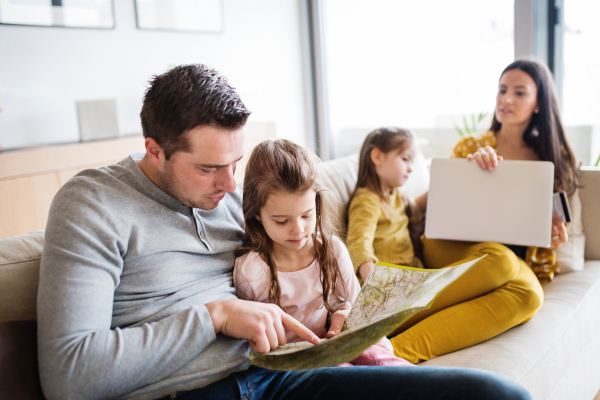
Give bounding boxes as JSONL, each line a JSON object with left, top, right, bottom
{"left": 346, "top": 187, "right": 424, "bottom": 274}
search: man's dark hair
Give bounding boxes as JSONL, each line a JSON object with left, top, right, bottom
{"left": 140, "top": 64, "right": 251, "bottom": 159}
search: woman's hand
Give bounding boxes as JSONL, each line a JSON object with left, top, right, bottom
{"left": 467, "top": 146, "right": 503, "bottom": 171}
{"left": 326, "top": 307, "right": 351, "bottom": 338}
{"left": 550, "top": 213, "right": 568, "bottom": 249}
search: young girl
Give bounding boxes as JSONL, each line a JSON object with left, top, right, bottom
{"left": 346, "top": 127, "right": 542, "bottom": 364}
{"left": 345, "top": 127, "right": 425, "bottom": 282}
{"left": 234, "top": 139, "right": 412, "bottom": 367}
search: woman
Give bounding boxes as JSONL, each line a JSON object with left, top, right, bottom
{"left": 453, "top": 59, "right": 578, "bottom": 280}
{"left": 387, "top": 59, "right": 576, "bottom": 364}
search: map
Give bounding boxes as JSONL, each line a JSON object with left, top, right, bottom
{"left": 346, "top": 257, "right": 483, "bottom": 330}
{"left": 250, "top": 255, "right": 486, "bottom": 370}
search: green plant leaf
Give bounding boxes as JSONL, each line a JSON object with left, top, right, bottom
{"left": 455, "top": 111, "right": 490, "bottom": 137}
{"left": 463, "top": 116, "right": 471, "bottom": 134}
{"left": 454, "top": 124, "right": 465, "bottom": 137}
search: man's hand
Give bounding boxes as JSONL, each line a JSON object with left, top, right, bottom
{"left": 326, "top": 306, "right": 351, "bottom": 338}
{"left": 205, "top": 299, "right": 320, "bottom": 353}
{"left": 467, "top": 146, "right": 503, "bottom": 171}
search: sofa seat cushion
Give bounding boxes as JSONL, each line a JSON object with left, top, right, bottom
{"left": 0, "top": 230, "right": 44, "bottom": 322}
{"left": 419, "top": 261, "right": 600, "bottom": 400}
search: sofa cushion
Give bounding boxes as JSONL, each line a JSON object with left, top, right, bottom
{"left": 0, "top": 321, "right": 44, "bottom": 400}
{"left": 317, "top": 155, "right": 360, "bottom": 224}
{"left": 0, "top": 230, "right": 44, "bottom": 322}
{"left": 420, "top": 261, "right": 600, "bottom": 400}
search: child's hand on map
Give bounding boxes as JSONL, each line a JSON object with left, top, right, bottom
{"left": 326, "top": 306, "right": 351, "bottom": 338}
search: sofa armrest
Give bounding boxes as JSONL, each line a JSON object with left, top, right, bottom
{"left": 579, "top": 167, "right": 600, "bottom": 260}
{"left": 0, "top": 230, "right": 44, "bottom": 323}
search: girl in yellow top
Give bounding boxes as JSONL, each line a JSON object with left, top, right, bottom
{"left": 345, "top": 127, "right": 425, "bottom": 275}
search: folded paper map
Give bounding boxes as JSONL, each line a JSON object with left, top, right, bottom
{"left": 250, "top": 255, "right": 486, "bottom": 370}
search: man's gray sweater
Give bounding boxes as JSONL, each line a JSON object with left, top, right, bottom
{"left": 37, "top": 153, "right": 251, "bottom": 400}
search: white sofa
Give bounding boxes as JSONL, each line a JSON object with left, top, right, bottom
{"left": 317, "top": 155, "right": 600, "bottom": 400}
{"left": 1, "top": 156, "right": 599, "bottom": 400}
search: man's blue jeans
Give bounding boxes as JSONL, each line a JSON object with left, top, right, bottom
{"left": 158, "top": 365, "right": 532, "bottom": 400}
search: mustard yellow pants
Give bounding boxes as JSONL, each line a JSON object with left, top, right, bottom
{"left": 389, "top": 238, "right": 544, "bottom": 364}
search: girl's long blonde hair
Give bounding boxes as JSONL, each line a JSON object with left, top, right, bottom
{"left": 346, "top": 127, "right": 415, "bottom": 219}
{"left": 236, "top": 139, "right": 347, "bottom": 312}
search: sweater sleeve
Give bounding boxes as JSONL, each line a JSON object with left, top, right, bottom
{"left": 346, "top": 192, "right": 381, "bottom": 273}
{"left": 452, "top": 136, "right": 472, "bottom": 158}
{"left": 37, "top": 180, "right": 218, "bottom": 400}
{"left": 452, "top": 132, "right": 497, "bottom": 158}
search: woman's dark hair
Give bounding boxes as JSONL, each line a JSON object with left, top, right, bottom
{"left": 140, "top": 64, "right": 251, "bottom": 159}
{"left": 489, "top": 59, "right": 579, "bottom": 194}
{"left": 235, "top": 140, "right": 347, "bottom": 312}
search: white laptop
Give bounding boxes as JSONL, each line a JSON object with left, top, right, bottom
{"left": 425, "top": 158, "right": 554, "bottom": 248}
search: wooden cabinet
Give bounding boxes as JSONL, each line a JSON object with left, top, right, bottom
{"left": 0, "top": 136, "right": 145, "bottom": 238}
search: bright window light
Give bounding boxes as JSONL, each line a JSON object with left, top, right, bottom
{"left": 323, "top": 0, "right": 514, "bottom": 157}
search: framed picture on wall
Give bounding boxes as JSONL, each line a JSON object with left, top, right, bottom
{"left": 0, "top": 0, "right": 115, "bottom": 29}
{"left": 134, "top": 0, "right": 223, "bottom": 33}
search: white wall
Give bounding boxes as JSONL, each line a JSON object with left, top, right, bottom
{"left": 0, "top": 0, "right": 308, "bottom": 150}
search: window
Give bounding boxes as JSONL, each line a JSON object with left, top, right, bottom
{"left": 561, "top": 0, "right": 600, "bottom": 165}
{"left": 322, "top": 0, "right": 514, "bottom": 158}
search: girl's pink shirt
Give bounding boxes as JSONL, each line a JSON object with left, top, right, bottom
{"left": 234, "top": 236, "right": 361, "bottom": 342}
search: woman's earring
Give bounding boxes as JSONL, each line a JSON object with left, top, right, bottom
{"left": 534, "top": 109, "right": 539, "bottom": 114}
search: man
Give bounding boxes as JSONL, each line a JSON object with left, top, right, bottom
{"left": 38, "top": 64, "right": 531, "bottom": 400}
